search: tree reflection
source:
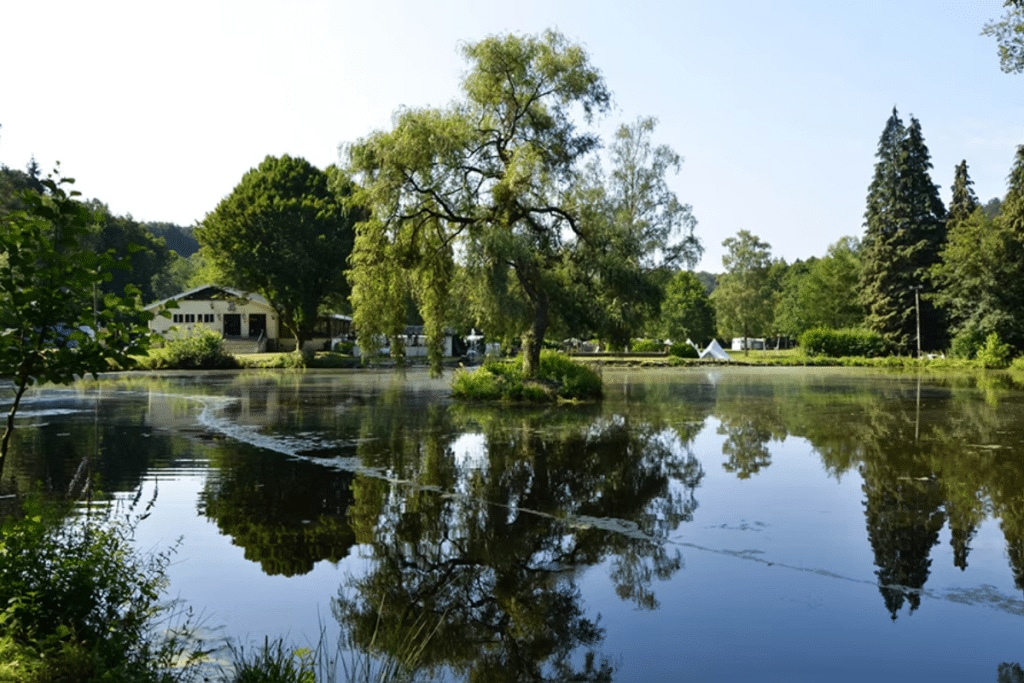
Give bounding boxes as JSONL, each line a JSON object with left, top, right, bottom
{"left": 200, "top": 445, "right": 356, "bottom": 576}
{"left": 336, "top": 405, "right": 704, "bottom": 681}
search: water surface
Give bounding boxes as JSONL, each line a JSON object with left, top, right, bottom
{"left": 5, "top": 367, "right": 1023, "bottom": 681}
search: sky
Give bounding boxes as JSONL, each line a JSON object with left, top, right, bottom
{"left": 2, "top": 0, "right": 1022, "bottom": 272}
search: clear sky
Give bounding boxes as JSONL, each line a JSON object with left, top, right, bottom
{"left": 2, "top": 0, "right": 1021, "bottom": 272}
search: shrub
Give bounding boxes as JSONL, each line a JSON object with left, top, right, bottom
{"left": 799, "top": 327, "right": 887, "bottom": 358}
{"left": 0, "top": 497, "right": 206, "bottom": 682}
{"left": 539, "top": 349, "right": 603, "bottom": 400}
{"left": 976, "top": 332, "right": 1012, "bottom": 369}
{"left": 144, "top": 329, "right": 238, "bottom": 370}
{"left": 629, "top": 338, "right": 663, "bottom": 353}
{"left": 950, "top": 324, "right": 987, "bottom": 360}
{"left": 451, "top": 351, "right": 601, "bottom": 401}
{"left": 669, "top": 343, "right": 699, "bottom": 359}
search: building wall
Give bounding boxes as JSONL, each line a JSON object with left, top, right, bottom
{"left": 148, "top": 298, "right": 279, "bottom": 340}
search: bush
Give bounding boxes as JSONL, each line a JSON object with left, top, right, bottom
{"left": 669, "top": 343, "right": 699, "bottom": 359}
{"left": 976, "top": 332, "right": 1012, "bottom": 369}
{"left": 539, "top": 349, "right": 603, "bottom": 400}
{"left": 0, "top": 497, "right": 205, "bottom": 682}
{"left": 143, "top": 329, "right": 238, "bottom": 370}
{"left": 799, "top": 327, "right": 887, "bottom": 358}
{"left": 950, "top": 325, "right": 987, "bottom": 360}
{"left": 629, "top": 338, "right": 663, "bottom": 353}
{"left": 451, "top": 350, "right": 602, "bottom": 402}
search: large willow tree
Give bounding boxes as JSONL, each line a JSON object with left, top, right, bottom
{"left": 346, "top": 31, "right": 692, "bottom": 377}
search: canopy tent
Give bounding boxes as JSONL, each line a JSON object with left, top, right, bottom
{"left": 700, "top": 339, "right": 732, "bottom": 361}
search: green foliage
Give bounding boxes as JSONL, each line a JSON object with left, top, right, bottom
{"left": 143, "top": 329, "right": 238, "bottom": 370}
{"left": 88, "top": 205, "right": 171, "bottom": 303}
{"left": 860, "top": 109, "right": 946, "bottom": 352}
{"left": 982, "top": 4, "right": 1024, "bottom": 74}
{"left": 630, "top": 338, "right": 663, "bottom": 352}
{"left": 229, "top": 638, "right": 315, "bottom": 683}
{"left": 774, "top": 237, "right": 864, "bottom": 337}
{"left": 950, "top": 323, "right": 988, "bottom": 360}
{"left": 659, "top": 270, "right": 716, "bottom": 345}
{"left": 0, "top": 173, "right": 153, "bottom": 478}
{"left": 196, "top": 155, "right": 360, "bottom": 351}
{"left": 452, "top": 350, "right": 602, "bottom": 402}
{"left": 711, "top": 230, "right": 775, "bottom": 342}
{"left": 799, "top": 327, "right": 888, "bottom": 358}
{"left": 565, "top": 118, "right": 702, "bottom": 348}
{"left": 976, "top": 332, "right": 1013, "bottom": 369}
{"left": 669, "top": 343, "right": 699, "bottom": 359}
{"left": 0, "top": 497, "right": 205, "bottom": 682}
{"left": 347, "top": 31, "right": 693, "bottom": 378}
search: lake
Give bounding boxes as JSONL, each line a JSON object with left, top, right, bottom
{"left": 4, "top": 367, "right": 1023, "bottom": 681}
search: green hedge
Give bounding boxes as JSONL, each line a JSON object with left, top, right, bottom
{"left": 798, "top": 327, "right": 887, "bottom": 358}
{"left": 669, "top": 343, "right": 699, "bottom": 359}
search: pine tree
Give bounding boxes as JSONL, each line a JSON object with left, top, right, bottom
{"left": 932, "top": 161, "right": 1003, "bottom": 353}
{"left": 993, "top": 146, "right": 1024, "bottom": 349}
{"left": 860, "top": 109, "right": 947, "bottom": 353}
{"left": 948, "top": 160, "right": 979, "bottom": 226}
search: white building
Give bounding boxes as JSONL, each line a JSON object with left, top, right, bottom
{"left": 144, "top": 284, "right": 279, "bottom": 353}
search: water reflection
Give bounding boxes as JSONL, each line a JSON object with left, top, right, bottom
{"left": 700, "top": 369, "right": 1024, "bottom": 618}
{"left": 337, "top": 405, "right": 703, "bottom": 681}
{"left": 199, "top": 446, "right": 356, "bottom": 577}
{"left": 7, "top": 368, "right": 1024, "bottom": 679}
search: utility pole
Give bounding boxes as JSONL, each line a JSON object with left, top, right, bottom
{"left": 910, "top": 285, "right": 922, "bottom": 358}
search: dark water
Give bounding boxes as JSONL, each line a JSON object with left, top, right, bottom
{"left": 4, "top": 367, "right": 1024, "bottom": 681}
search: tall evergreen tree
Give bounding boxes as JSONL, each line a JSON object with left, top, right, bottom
{"left": 993, "top": 145, "right": 1024, "bottom": 349}
{"left": 933, "top": 161, "right": 1005, "bottom": 353}
{"left": 860, "top": 109, "right": 947, "bottom": 353}
{"left": 948, "top": 160, "right": 980, "bottom": 226}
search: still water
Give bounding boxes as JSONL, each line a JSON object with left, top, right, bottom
{"left": 5, "top": 367, "right": 1024, "bottom": 681}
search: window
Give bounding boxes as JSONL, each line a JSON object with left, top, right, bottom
{"left": 203, "top": 314, "right": 215, "bottom": 323}
{"left": 172, "top": 314, "right": 183, "bottom": 323}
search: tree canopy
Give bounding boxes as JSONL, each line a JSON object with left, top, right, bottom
{"left": 860, "top": 109, "right": 946, "bottom": 353}
{"left": 659, "top": 270, "right": 716, "bottom": 345}
{"left": 711, "top": 230, "right": 775, "bottom": 347}
{"left": 774, "top": 237, "right": 864, "bottom": 337}
{"left": 196, "top": 155, "right": 360, "bottom": 351}
{"left": 983, "top": 0, "right": 1024, "bottom": 74}
{"left": 346, "top": 30, "right": 697, "bottom": 376}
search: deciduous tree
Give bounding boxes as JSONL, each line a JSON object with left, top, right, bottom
{"left": 564, "top": 117, "right": 702, "bottom": 349}
{"left": 0, "top": 174, "right": 152, "bottom": 479}
{"left": 347, "top": 31, "right": 610, "bottom": 377}
{"left": 711, "top": 230, "right": 774, "bottom": 350}
{"left": 659, "top": 270, "right": 716, "bottom": 345}
{"left": 196, "top": 155, "right": 360, "bottom": 351}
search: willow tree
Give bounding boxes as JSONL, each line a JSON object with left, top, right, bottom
{"left": 346, "top": 30, "right": 612, "bottom": 377}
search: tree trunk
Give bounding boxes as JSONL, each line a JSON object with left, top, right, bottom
{"left": 0, "top": 379, "right": 30, "bottom": 482}
{"left": 521, "top": 300, "right": 549, "bottom": 379}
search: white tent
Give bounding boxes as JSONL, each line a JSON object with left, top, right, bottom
{"left": 700, "top": 339, "right": 732, "bottom": 361}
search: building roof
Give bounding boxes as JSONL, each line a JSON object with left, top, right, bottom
{"left": 143, "top": 284, "right": 273, "bottom": 311}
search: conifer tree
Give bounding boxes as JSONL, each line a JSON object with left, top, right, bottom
{"left": 948, "top": 160, "right": 980, "bottom": 226}
{"left": 860, "top": 109, "right": 947, "bottom": 353}
{"left": 933, "top": 161, "right": 1002, "bottom": 353}
{"left": 993, "top": 145, "right": 1024, "bottom": 349}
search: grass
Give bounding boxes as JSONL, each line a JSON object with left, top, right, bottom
{"left": 452, "top": 350, "right": 603, "bottom": 402}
